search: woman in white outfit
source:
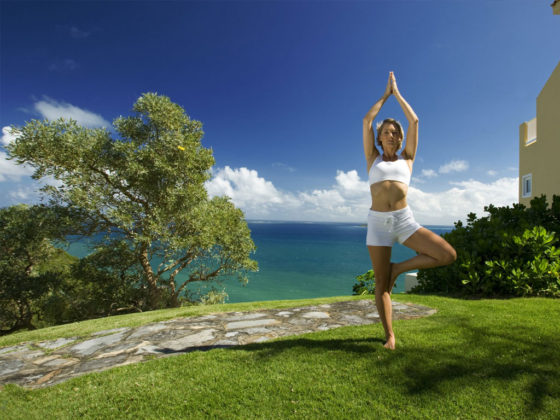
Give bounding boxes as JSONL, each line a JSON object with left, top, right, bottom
{"left": 363, "top": 72, "right": 456, "bottom": 350}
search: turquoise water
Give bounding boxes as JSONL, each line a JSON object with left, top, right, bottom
{"left": 63, "top": 222, "right": 453, "bottom": 303}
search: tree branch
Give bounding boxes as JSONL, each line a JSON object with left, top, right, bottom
{"left": 88, "top": 164, "right": 149, "bottom": 207}
{"left": 177, "top": 266, "right": 223, "bottom": 296}
{"left": 156, "top": 251, "right": 195, "bottom": 277}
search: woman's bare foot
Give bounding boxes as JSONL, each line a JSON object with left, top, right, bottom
{"left": 384, "top": 335, "right": 396, "bottom": 350}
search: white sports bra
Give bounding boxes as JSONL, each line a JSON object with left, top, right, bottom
{"left": 368, "top": 155, "right": 411, "bottom": 186}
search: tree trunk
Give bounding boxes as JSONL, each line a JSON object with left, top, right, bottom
{"left": 138, "top": 245, "right": 161, "bottom": 309}
{"left": 15, "top": 299, "right": 36, "bottom": 331}
{"left": 167, "top": 273, "right": 180, "bottom": 308}
{"left": 168, "top": 291, "right": 180, "bottom": 308}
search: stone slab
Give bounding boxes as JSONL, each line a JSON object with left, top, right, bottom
{"left": 36, "top": 337, "right": 78, "bottom": 350}
{"left": 43, "top": 358, "right": 79, "bottom": 368}
{"left": 225, "top": 319, "right": 280, "bottom": 330}
{"left": 1, "top": 299, "right": 437, "bottom": 390}
{"left": 341, "top": 315, "right": 366, "bottom": 324}
{"left": 94, "top": 341, "right": 146, "bottom": 359}
{"left": 127, "top": 324, "right": 168, "bottom": 339}
{"left": 0, "top": 344, "right": 29, "bottom": 355}
{"left": 0, "top": 359, "right": 25, "bottom": 378}
{"left": 19, "top": 350, "right": 45, "bottom": 360}
{"left": 32, "top": 355, "right": 60, "bottom": 365}
{"left": 301, "top": 312, "right": 330, "bottom": 319}
{"left": 69, "top": 332, "right": 127, "bottom": 357}
{"left": 225, "top": 313, "right": 268, "bottom": 321}
{"left": 134, "top": 344, "right": 164, "bottom": 355}
{"left": 159, "top": 329, "right": 217, "bottom": 351}
{"left": 73, "top": 354, "right": 129, "bottom": 375}
{"left": 275, "top": 311, "right": 293, "bottom": 317}
{"left": 91, "top": 327, "right": 130, "bottom": 336}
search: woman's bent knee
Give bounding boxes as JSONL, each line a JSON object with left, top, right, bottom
{"left": 441, "top": 247, "right": 457, "bottom": 265}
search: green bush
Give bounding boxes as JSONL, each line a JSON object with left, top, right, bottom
{"left": 38, "top": 245, "right": 148, "bottom": 326}
{"left": 482, "top": 226, "right": 560, "bottom": 297}
{"left": 414, "top": 194, "right": 560, "bottom": 297}
{"left": 0, "top": 205, "right": 74, "bottom": 334}
{"left": 352, "top": 269, "right": 375, "bottom": 295}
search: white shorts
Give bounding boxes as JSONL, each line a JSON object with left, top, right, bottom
{"left": 366, "top": 206, "right": 422, "bottom": 247}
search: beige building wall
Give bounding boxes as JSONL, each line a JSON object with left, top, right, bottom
{"left": 519, "top": 61, "right": 560, "bottom": 206}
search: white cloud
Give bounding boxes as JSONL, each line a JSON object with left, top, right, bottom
{"left": 206, "top": 165, "right": 518, "bottom": 225}
{"left": 0, "top": 151, "right": 34, "bottom": 182}
{"left": 0, "top": 126, "right": 34, "bottom": 183}
{"left": 205, "top": 166, "right": 297, "bottom": 219}
{"left": 34, "top": 97, "right": 110, "bottom": 128}
{"left": 206, "top": 166, "right": 370, "bottom": 221}
{"left": 411, "top": 177, "right": 425, "bottom": 184}
{"left": 9, "top": 187, "right": 35, "bottom": 201}
{"left": 1, "top": 98, "right": 107, "bottom": 184}
{"left": 439, "top": 160, "right": 469, "bottom": 174}
{"left": 1, "top": 126, "right": 20, "bottom": 146}
{"left": 1, "top": 156, "right": 519, "bottom": 227}
{"left": 421, "top": 168, "right": 438, "bottom": 178}
{"left": 334, "top": 170, "right": 368, "bottom": 198}
{"left": 487, "top": 170, "right": 497, "bottom": 176}
{"left": 408, "top": 177, "right": 518, "bottom": 225}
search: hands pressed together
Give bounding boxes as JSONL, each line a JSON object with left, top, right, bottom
{"left": 383, "top": 71, "right": 400, "bottom": 98}
{"left": 363, "top": 70, "right": 417, "bottom": 128}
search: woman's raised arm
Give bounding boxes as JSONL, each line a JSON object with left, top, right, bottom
{"left": 390, "top": 73, "right": 419, "bottom": 161}
{"left": 363, "top": 74, "right": 392, "bottom": 166}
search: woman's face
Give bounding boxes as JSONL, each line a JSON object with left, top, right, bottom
{"left": 380, "top": 123, "right": 401, "bottom": 150}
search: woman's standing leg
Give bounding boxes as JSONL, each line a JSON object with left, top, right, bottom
{"left": 368, "top": 245, "right": 396, "bottom": 350}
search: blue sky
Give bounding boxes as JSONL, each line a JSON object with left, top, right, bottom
{"left": 1, "top": 0, "right": 558, "bottom": 224}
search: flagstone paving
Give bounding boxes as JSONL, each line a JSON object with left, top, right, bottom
{"left": 0, "top": 299, "right": 436, "bottom": 389}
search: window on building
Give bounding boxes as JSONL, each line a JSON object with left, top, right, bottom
{"left": 525, "top": 119, "right": 537, "bottom": 145}
{"left": 522, "top": 174, "right": 532, "bottom": 198}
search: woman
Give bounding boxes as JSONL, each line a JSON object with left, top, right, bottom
{"left": 363, "top": 72, "right": 456, "bottom": 350}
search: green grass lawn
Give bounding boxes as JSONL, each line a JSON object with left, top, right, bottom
{"left": 1, "top": 294, "right": 559, "bottom": 419}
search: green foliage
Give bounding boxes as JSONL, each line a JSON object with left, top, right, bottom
{"left": 482, "top": 226, "right": 560, "bottom": 297}
{"left": 0, "top": 205, "right": 73, "bottom": 333}
{"left": 0, "top": 205, "right": 140, "bottom": 331}
{"left": 352, "top": 269, "right": 375, "bottom": 295}
{"left": 414, "top": 195, "right": 560, "bottom": 297}
{"left": 39, "top": 243, "right": 148, "bottom": 326}
{"left": 8, "top": 93, "right": 258, "bottom": 311}
{"left": 199, "top": 288, "right": 229, "bottom": 305}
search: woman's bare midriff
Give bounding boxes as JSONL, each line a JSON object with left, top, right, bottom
{"left": 370, "top": 181, "right": 408, "bottom": 212}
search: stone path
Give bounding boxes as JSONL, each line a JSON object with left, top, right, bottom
{"left": 0, "top": 299, "right": 436, "bottom": 389}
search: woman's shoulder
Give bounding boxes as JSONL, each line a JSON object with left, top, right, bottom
{"left": 399, "top": 152, "right": 414, "bottom": 162}
{"left": 366, "top": 150, "right": 381, "bottom": 168}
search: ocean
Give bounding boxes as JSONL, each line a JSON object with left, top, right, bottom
{"left": 63, "top": 222, "right": 453, "bottom": 303}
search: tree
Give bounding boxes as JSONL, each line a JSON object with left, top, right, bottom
{"left": 0, "top": 205, "right": 73, "bottom": 333}
{"left": 38, "top": 243, "right": 148, "bottom": 326}
{"left": 8, "top": 93, "right": 258, "bottom": 309}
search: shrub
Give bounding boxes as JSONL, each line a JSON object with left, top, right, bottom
{"left": 414, "top": 195, "right": 560, "bottom": 297}
{"left": 39, "top": 245, "right": 148, "bottom": 325}
{"left": 483, "top": 226, "right": 560, "bottom": 297}
{"left": 352, "top": 269, "right": 375, "bottom": 295}
{"left": 0, "top": 205, "right": 73, "bottom": 334}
